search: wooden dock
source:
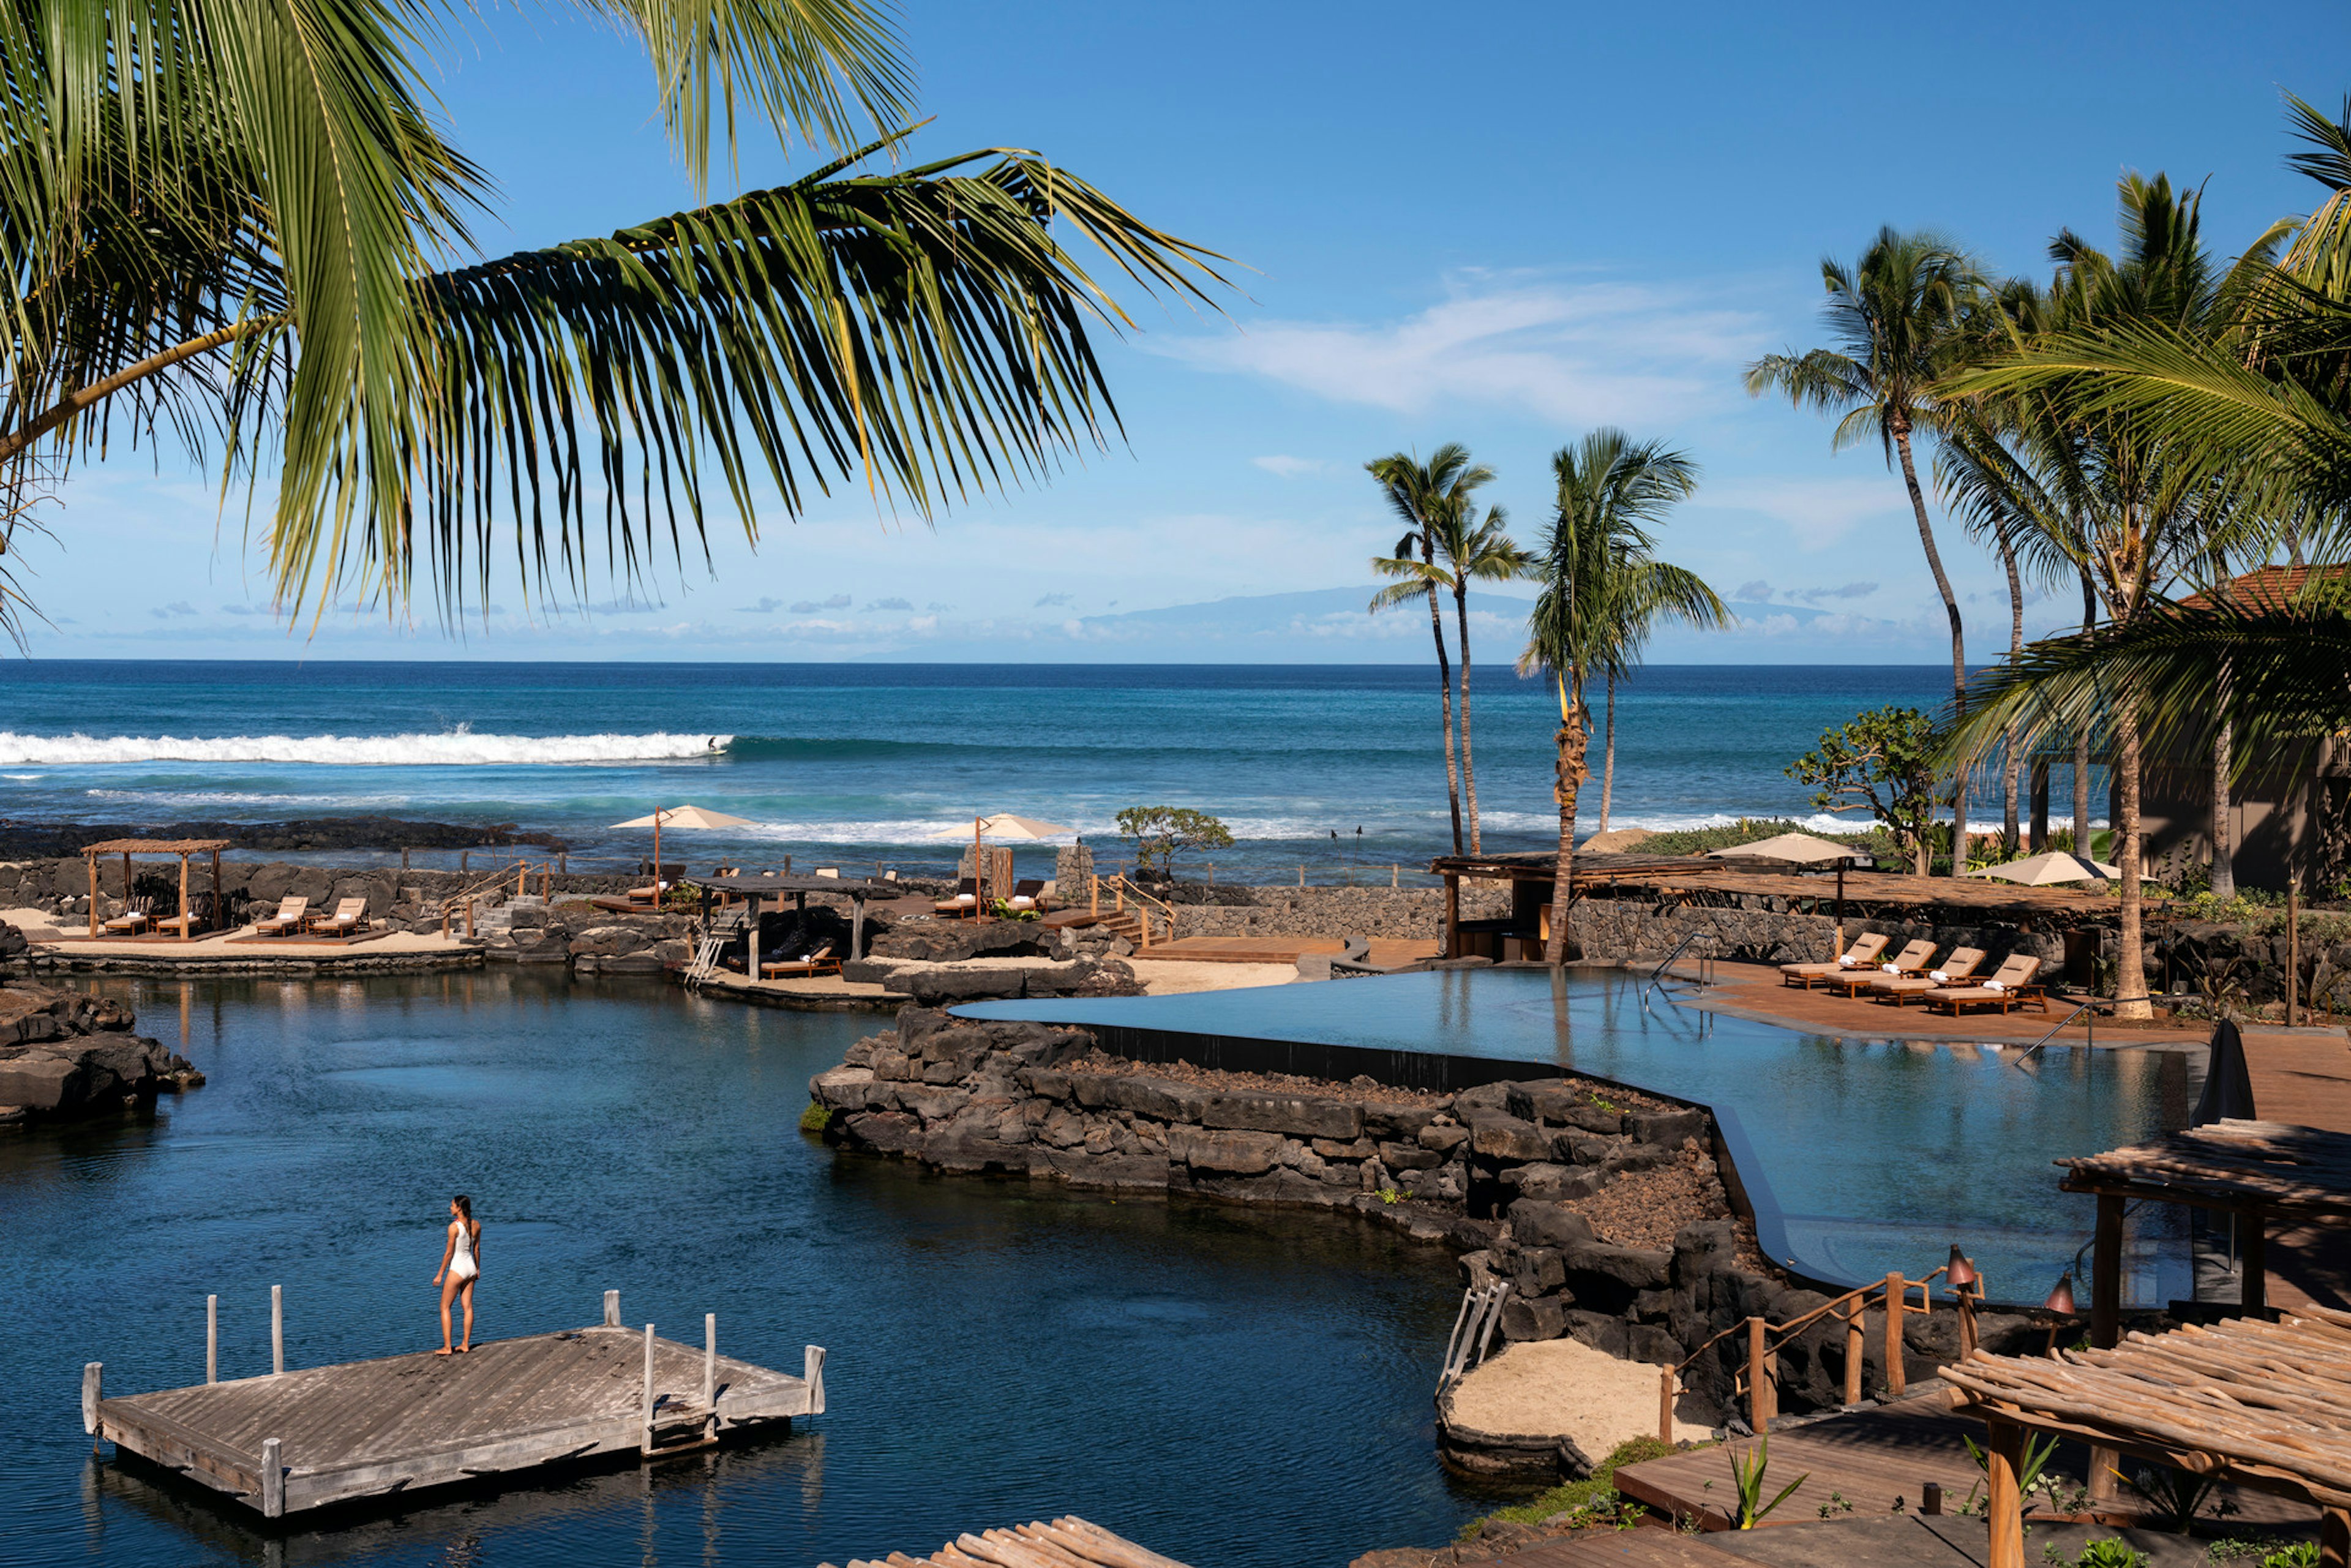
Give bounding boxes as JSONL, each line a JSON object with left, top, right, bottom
{"left": 84, "top": 1291, "right": 825, "bottom": 1517}
{"left": 822, "top": 1515, "right": 1190, "bottom": 1568}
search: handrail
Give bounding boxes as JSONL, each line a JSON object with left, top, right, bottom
{"left": 1641, "top": 931, "right": 1715, "bottom": 1000}
{"left": 2010, "top": 999, "right": 2098, "bottom": 1065}
{"left": 1090, "top": 874, "right": 1179, "bottom": 948}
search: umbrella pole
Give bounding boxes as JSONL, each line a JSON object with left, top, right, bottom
{"left": 974, "top": 818, "right": 986, "bottom": 921}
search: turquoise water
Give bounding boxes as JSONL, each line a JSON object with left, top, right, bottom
{"left": 1, "top": 972, "right": 1482, "bottom": 1567}
{"left": 0, "top": 661, "right": 2047, "bottom": 881}
{"left": 961, "top": 969, "right": 2196, "bottom": 1306}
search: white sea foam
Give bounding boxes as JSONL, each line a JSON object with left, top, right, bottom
{"left": 0, "top": 732, "right": 732, "bottom": 767}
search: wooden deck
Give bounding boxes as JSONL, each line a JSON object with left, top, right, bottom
{"left": 1609, "top": 1392, "right": 2315, "bottom": 1534}
{"left": 88, "top": 1305, "right": 825, "bottom": 1517}
{"left": 823, "top": 1515, "right": 1191, "bottom": 1568}
{"left": 1125, "top": 935, "right": 1439, "bottom": 966}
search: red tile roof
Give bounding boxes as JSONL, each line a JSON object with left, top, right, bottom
{"left": 2175, "top": 564, "right": 2346, "bottom": 612}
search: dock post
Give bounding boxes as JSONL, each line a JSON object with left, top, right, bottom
{"left": 82, "top": 1362, "right": 101, "bottom": 1441}
{"left": 1883, "top": 1273, "right": 1907, "bottom": 1396}
{"left": 641, "top": 1324, "right": 656, "bottom": 1455}
{"left": 261, "top": 1437, "right": 284, "bottom": 1518}
{"left": 803, "top": 1345, "right": 827, "bottom": 1416}
{"left": 207, "top": 1294, "right": 218, "bottom": 1384}
{"left": 1842, "top": 1298, "right": 1864, "bottom": 1406}
{"left": 272, "top": 1285, "right": 284, "bottom": 1375}
{"left": 703, "top": 1314, "right": 717, "bottom": 1440}
{"left": 604, "top": 1289, "right": 621, "bottom": 1327}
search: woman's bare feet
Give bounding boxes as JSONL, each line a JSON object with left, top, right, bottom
{"left": 434, "top": 1346, "right": 453, "bottom": 1356}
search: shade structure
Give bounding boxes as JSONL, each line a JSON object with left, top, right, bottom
{"left": 1959, "top": 850, "right": 2121, "bottom": 885}
{"left": 1706, "top": 831, "right": 1861, "bottom": 864}
{"left": 608, "top": 805, "right": 759, "bottom": 883}
{"left": 938, "top": 814, "right": 1075, "bottom": 841}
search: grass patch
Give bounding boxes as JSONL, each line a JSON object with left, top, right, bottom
{"left": 1460, "top": 1435, "right": 1684, "bottom": 1539}
{"left": 798, "top": 1102, "right": 834, "bottom": 1134}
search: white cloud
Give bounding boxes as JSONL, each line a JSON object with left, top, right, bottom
{"left": 1252, "top": 454, "right": 1325, "bottom": 478}
{"left": 1159, "top": 274, "right": 1771, "bottom": 426}
{"left": 1693, "top": 476, "right": 1908, "bottom": 551}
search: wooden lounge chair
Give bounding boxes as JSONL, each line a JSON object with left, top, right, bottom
{"left": 102, "top": 896, "right": 154, "bottom": 937}
{"left": 1779, "top": 932, "right": 1891, "bottom": 989}
{"left": 153, "top": 895, "right": 216, "bottom": 940}
{"left": 1922, "top": 955, "right": 2048, "bottom": 1016}
{"left": 1821, "top": 938, "right": 1938, "bottom": 996}
{"left": 309, "top": 898, "right": 370, "bottom": 937}
{"left": 252, "top": 896, "right": 309, "bottom": 936}
{"left": 760, "top": 942, "right": 840, "bottom": 979}
{"left": 932, "top": 879, "right": 980, "bottom": 919}
{"left": 1868, "top": 947, "right": 1987, "bottom": 1005}
{"left": 1005, "top": 878, "right": 1049, "bottom": 913}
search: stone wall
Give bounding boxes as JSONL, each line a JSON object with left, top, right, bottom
{"left": 808, "top": 1011, "right": 2038, "bottom": 1436}
{"left": 1563, "top": 898, "right": 2075, "bottom": 971}
{"left": 1167, "top": 884, "right": 1512, "bottom": 942}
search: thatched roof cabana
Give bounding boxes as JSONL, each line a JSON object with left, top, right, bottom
{"left": 81, "top": 838, "right": 230, "bottom": 942}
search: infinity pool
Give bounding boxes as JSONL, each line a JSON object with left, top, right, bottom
{"left": 960, "top": 968, "right": 2199, "bottom": 1305}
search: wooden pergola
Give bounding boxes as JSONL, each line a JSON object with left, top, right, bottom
{"left": 82, "top": 838, "right": 230, "bottom": 942}
{"left": 2058, "top": 1119, "right": 2351, "bottom": 1341}
{"left": 1942, "top": 1310, "right": 2351, "bottom": 1568}
{"left": 695, "top": 871, "right": 896, "bottom": 970}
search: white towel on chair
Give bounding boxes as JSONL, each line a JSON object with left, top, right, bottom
{"left": 1984, "top": 979, "right": 2007, "bottom": 992}
{"left": 1839, "top": 955, "right": 1859, "bottom": 968}
{"left": 1929, "top": 970, "right": 1949, "bottom": 984}
{"left": 1880, "top": 962, "right": 1899, "bottom": 973}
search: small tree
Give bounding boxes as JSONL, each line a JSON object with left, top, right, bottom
{"left": 1787, "top": 707, "right": 1943, "bottom": 874}
{"left": 1116, "top": 807, "right": 1235, "bottom": 879}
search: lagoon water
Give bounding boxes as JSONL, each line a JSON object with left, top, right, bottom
{"left": 2, "top": 972, "right": 1480, "bottom": 1567}
{"left": 0, "top": 662, "right": 2047, "bottom": 880}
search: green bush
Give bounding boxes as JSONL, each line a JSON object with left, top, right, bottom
{"left": 798, "top": 1102, "right": 834, "bottom": 1135}
{"left": 1467, "top": 1435, "right": 1683, "bottom": 1535}
{"left": 2071, "top": 1541, "right": 2149, "bottom": 1568}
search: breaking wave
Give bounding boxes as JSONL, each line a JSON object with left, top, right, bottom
{"left": 0, "top": 731, "right": 733, "bottom": 767}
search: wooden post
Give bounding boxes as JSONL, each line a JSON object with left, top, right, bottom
{"left": 1843, "top": 1298, "right": 1864, "bottom": 1406}
{"left": 211, "top": 847, "right": 222, "bottom": 932}
{"left": 2288, "top": 885, "right": 2301, "bottom": 1026}
{"left": 640, "top": 1324, "right": 656, "bottom": 1455}
{"left": 1391, "top": 863, "right": 1398, "bottom": 888}
{"left": 604, "top": 1289, "right": 621, "bottom": 1327}
{"left": 1298, "top": 865, "right": 1305, "bottom": 888}
{"left": 2321, "top": 1506, "right": 2350, "bottom": 1568}
{"left": 1746, "top": 1315, "right": 1774, "bottom": 1430}
{"left": 850, "top": 894, "right": 864, "bottom": 962}
{"left": 1922, "top": 1481, "right": 1943, "bottom": 1515}
{"left": 703, "top": 1313, "right": 717, "bottom": 1439}
{"left": 2090, "top": 1444, "right": 2120, "bottom": 1503}
{"left": 1957, "top": 1285, "right": 1979, "bottom": 1360}
{"left": 272, "top": 1283, "right": 283, "bottom": 1375}
{"left": 2091, "top": 1193, "right": 2123, "bottom": 1348}
{"left": 178, "top": 852, "right": 190, "bottom": 942}
{"left": 1883, "top": 1273, "right": 1907, "bottom": 1395}
{"left": 402, "top": 847, "right": 410, "bottom": 871}
{"left": 1834, "top": 862, "right": 1847, "bottom": 954}
{"left": 82, "top": 1361, "right": 102, "bottom": 1437}
{"left": 1659, "top": 1368, "right": 1676, "bottom": 1444}
{"left": 1984, "top": 1417, "right": 2025, "bottom": 1568}
{"left": 560, "top": 852, "right": 568, "bottom": 876}
{"left": 1443, "top": 872, "right": 1461, "bottom": 960}
{"left": 1090, "top": 876, "right": 1100, "bottom": 917}
{"left": 462, "top": 850, "right": 469, "bottom": 872}
{"left": 803, "top": 1345, "right": 827, "bottom": 1414}
{"left": 747, "top": 893, "right": 760, "bottom": 980}
{"left": 465, "top": 899, "right": 474, "bottom": 939}
{"left": 86, "top": 853, "right": 97, "bottom": 938}
{"left": 2241, "top": 1204, "right": 2268, "bottom": 1318}
{"left": 207, "top": 1294, "right": 218, "bottom": 1384}
{"left": 261, "top": 1436, "right": 285, "bottom": 1518}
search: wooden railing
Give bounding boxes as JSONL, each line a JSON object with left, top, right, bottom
{"left": 1659, "top": 1261, "right": 1984, "bottom": 1441}
{"left": 1088, "top": 875, "right": 1178, "bottom": 948}
{"left": 434, "top": 856, "right": 566, "bottom": 937}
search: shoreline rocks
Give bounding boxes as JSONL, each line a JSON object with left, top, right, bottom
{"left": 0, "top": 980, "right": 202, "bottom": 1124}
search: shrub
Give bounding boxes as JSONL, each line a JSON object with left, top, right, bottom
{"left": 1471, "top": 1436, "right": 1684, "bottom": 1533}
{"left": 798, "top": 1103, "right": 834, "bottom": 1135}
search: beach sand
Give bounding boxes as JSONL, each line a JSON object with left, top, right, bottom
{"left": 1447, "top": 1337, "right": 1709, "bottom": 1456}
{"left": 1131, "top": 960, "right": 1299, "bottom": 996}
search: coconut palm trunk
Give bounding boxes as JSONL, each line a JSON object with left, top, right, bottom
{"left": 2210, "top": 561, "right": 2236, "bottom": 899}
{"left": 2076, "top": 571, "right": 2097, "bottom": 852}
{"left": 1599, "top": 675, "right": 1618, "bottom": 834}
{"left": 1453, "top": 579, "right": 1482, "bottom": 853}
{"left": 1999, "top": 529, "right": 2025, "bottom": 849}
{"left": 2113, "top": 705, "right": 2150, "bottom": 1014}
{"left": 1425, "top": 551, "right": 1465, "bottom": 857}
{"left": 1893, "top": 424, "right": 1969, "bottom": 869}
{"left": 1546, "top": 677, "right": 1590, "bottom": 964}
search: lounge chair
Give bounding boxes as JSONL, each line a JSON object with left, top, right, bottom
{"left": 1779, "top": 932, "right": 1891, "bottom": 988}
{"left": 309, "top": 898, "right": 370, "bottom": 937}
{"left": 1922, "top": 955, "right": 2048, "bottom": 1016}
{"left": 1005, "top": 878, "right": 1049, "bottom": 913}
{"left": 1868, "top": 947, "right": 1987, "bottom": 1005}
{"left": 1820, "top": 938, "right": 1939, "bottom": 996}
{"left": 102, "top": 896, "right": 154, "bottom": 937}
{"left": 252, "top": 896, "right": 310, "bottom": 936}
{"left": 932, "top": 879, "right": 980, "bottom": 918}
{"left": 814, "top": 866, "right": 840, "bottom": 879}
{"left": 761, "top": 942, "right": 840, "bottom": 979}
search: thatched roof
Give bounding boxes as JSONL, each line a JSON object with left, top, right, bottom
{"left": 2057, "top": 1119, "right": 2351, "bottom": 1218}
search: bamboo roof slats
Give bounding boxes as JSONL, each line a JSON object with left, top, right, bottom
{"left": 1427, "top": 852, "right": 2114, "bottom": 922}
{"left": 81, "top": 838, "right": 233, "bottom": 855}
{"left": 2057, "top": 1119, "right": 2351, "bottom": 1217}
{"left": 1940, "top": 1310, "right": 2351, "bottom": 1507}
{"left": 825, "top": 1518, "right": 1191, "bottom": 1568}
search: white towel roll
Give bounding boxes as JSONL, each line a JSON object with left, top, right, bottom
{"left": 1929, "top": 970, "right": 1949, "bottom": 984}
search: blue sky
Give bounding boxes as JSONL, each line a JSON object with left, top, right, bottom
{"left": 17, "top": 0, "right": 2347, "bottom": 660}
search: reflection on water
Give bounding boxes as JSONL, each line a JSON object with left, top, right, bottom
{"left": 965, "top": 969, "right": 2201, "bottom": 1303}
{"left": 6, "top": 972, "right": 1485, "bottom": 1568}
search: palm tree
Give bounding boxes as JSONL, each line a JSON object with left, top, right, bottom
{"left": 0, "top": 1, "right": 1231, "bottom": 637}
{"left": 1437, "top": 504, "right": 1530, "bottom": 852}
{"left": 1746, "top": 229, "right": 1987, "bottom": 871}
{"left": 1370, "top": 444, "right": 1495, "bottom": 855}
{"left": 1594, "top": 530, "right": 1732, "bottom": 835}
{"left": 1521, "top": 430, "right": 1722, "bottom": 962}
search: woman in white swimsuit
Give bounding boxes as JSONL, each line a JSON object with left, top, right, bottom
{"left": 433, "top": 1194, "right": 482, "bottom": 1355}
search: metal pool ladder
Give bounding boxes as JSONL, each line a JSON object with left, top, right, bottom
{"left": 1641, "top": 931, "right": 1716, "bottom": 1003}
{"left": 1439, "top": 1280, "right": 1512, "bottom": 1392}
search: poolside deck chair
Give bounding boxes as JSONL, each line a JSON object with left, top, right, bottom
{"left": 309, "top": 898, "right": 370, "bottom": 937}
{"left": 252, "top": 896, "right": 309, "bottom": 936}
{"left": 1006, "top": 878, "right": 1049, "bottom": 913}
{"left": 1821, "top": 938, "right": 1939, "bottom": 996}
{"left": 1778, "top": 931, "right": 1891, "bottom": 988}
{"left": 760, "top": 942, "right": 841, "bottom": 979}
{"left": 1868, "top": 947, "right": 1987, "bottom": 1005}
{"left": 932, "top": 879, "right": 980, "bottom": 918}
{"left": 102, "top": 896, "right": 154, "bottom": 937}
{"left": 1922, "top": 955, "right": 2047, "bottom": 1016}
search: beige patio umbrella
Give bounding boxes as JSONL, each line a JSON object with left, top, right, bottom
{"left": 610, "top": 804, "right": 758, "bottom": 882}
{"left": 1705, "top": 831, "right": 1864, "bottom": 864}
{"left": 939, "top": 814, "right": 1075, "bottom": 906}
{"left": 1959, "top": 850, "right": 2121, "bottom": 885}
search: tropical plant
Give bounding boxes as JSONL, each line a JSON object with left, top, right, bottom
{"left": 1787, "top": 707, "right": 1944, "bottom": 874}
{"left": 1725, "top": 1436, "right": 1807, "bottom": 1529}
{"left": 1370, "top": 444, "right": 1496, "bottom": 855}
{"left": 1438, "top": 503, "right": 1532, "bottom": 851}
{"left": 2117, "top": 1463, "right": 2223, "bottom": 1534}
{"left": 1593, "top": 518, "right": 1730, "bottom": 835}
{"left": 2069, "top": 1541, "right": 2151, "bottom": 1568}
{"left": 1521, "top": 430, "right": 1722, "bottom": 962}
{"left": 1747, "top": 228, "right": 1990, "bottom": 869}
{"left": 1114, "top": 806, "right": 1235, "bottom": 879}
{"left": 0, "top": 0, "right": 1231, "bottom": 643}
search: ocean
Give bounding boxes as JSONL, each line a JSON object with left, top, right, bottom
{"left": 0, "top": 662, "right": 2064, "bottom": 879}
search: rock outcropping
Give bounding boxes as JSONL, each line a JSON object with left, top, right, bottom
{"left": 0, "top": 980, "right": 203, "bottom": 1123}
